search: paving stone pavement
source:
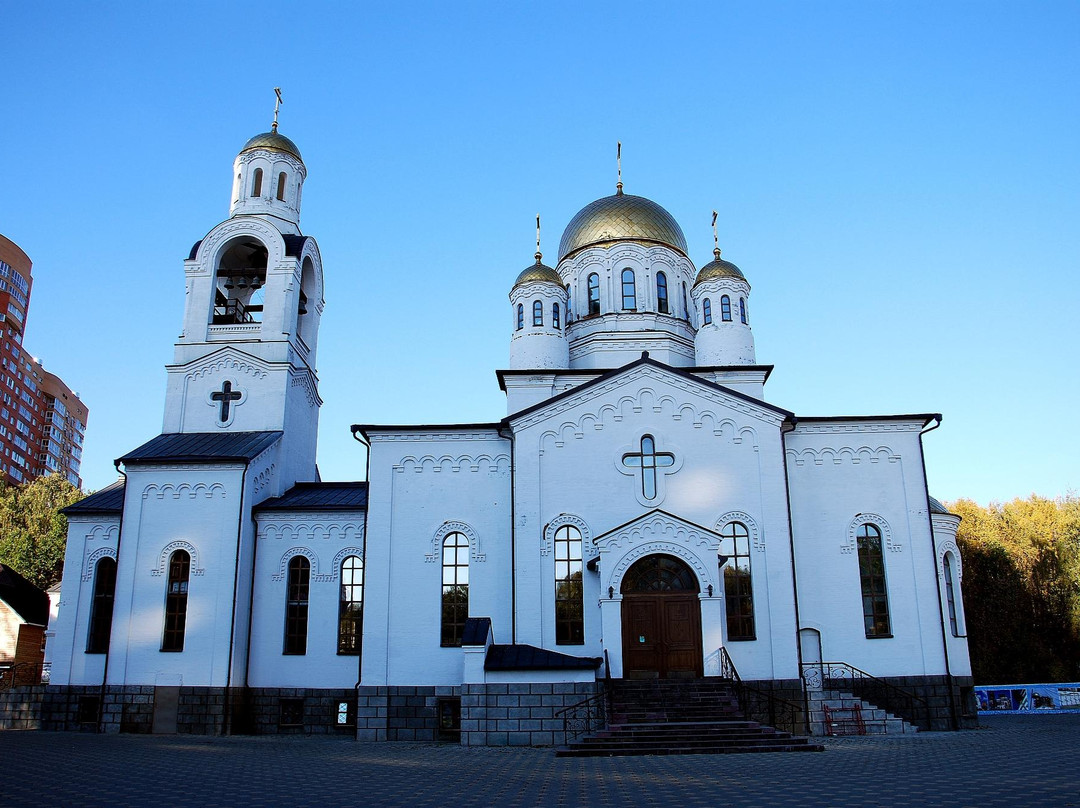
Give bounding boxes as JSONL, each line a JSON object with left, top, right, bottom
{"left": 0, "top": 714, "right": 1077, "bottom": 807}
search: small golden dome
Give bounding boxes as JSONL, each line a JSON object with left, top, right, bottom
{"left": 558, "top": 193, "right": 688, "bottom": 261}
{"left": 694, "top": 248, "right": 746, "bottom": 287}
{"left": 240, "top": 131, "right": 303, "bottom": 162}
{"left": 514, "top": 254, "right": 563, "bottom": 288}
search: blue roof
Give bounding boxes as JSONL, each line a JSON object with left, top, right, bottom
{"left": 255, "top": 482, "right": 368, "bottom": 511}
{"left": 117, "top": 431, "right": 282, "bottom": 465}
{"left": 62, "top": 479, "right": 125, "bottom": 515}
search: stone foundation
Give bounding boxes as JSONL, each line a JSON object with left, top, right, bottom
{"left": 459, "top": 682, "right": 602, "bottom": 747}
{"left": 354, "top": 685, "right": 461, "bottom": 741}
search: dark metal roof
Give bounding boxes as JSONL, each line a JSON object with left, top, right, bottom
{"left": 461, "top": 617, "right": 492, "bottom": 646}
{"left": 118, "top": 431, "right": 282, "bottom": 465}
{"left": 929, "top": 496, "right": 953, "bottom": 515}
{"left": 255, "top": 482, "right": 368, "bottom": 512}
{"left": 496, "top": 364, "right": 775, "bottom": 391}
{"left": 188, "top": 239, "right": 203, "bottom": 260}
{"left": 485, "top": 644, "right": 602, "bottom": 671}
{"left": 0, "top": 565, "right": 49, "bottom": 626}
{"left": 62, "top": 479, "right": 125, "bottom": 516}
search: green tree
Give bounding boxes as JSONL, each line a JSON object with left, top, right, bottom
{"left": 950, "top": 495, "right": 1080, "bottom": 683}
{"left": 0, "top": 474, "right": 83, "bottom": 589}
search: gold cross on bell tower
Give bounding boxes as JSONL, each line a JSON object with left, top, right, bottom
{"left": 272, "top": 87, "right": 283, "bottom": 132}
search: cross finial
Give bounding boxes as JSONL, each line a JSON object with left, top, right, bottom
{"left": 711, "top": 210, "right": 721, "bottom": 259}
{"left": 535, "top": 214, "right": 542, "bottom": 263}
{"left": 272, "top": 87, "right": 283, "bottom": 132}
{"left": 616, "top": 141, "right": 623, "bottom": 195}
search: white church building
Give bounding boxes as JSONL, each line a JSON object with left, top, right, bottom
{"left": 41, "top": 122, "right": 973, "bottom": 742}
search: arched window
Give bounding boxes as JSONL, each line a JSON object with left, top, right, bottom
{"left": 721, "top": 295, "right": 732, "bottom": 322}
{"left": 161, "top": 550, "right": 190, "bottom": 652}
{"left": 703, "top": 298, "right": 712, "bottom": 325}
{"left": 284, "top": 555, "right": 310, "bottom": 655}
{"left": 587, "top": 273, "right": 600, "bottom": 316}
{"left": 338, "top": 555, "right": 363, "bottom": 655}
{"left": 276, "top": 172, "right": 287, "bottom": 201}
{"left": 857, "top": 524, "right": 890, "bottom": 637}
{"left": 565, "top": 284, "right": 572, "bottom": 321}
{"left": 943, "top": 552, "right": 962, "bottom": 636}
{"left": 552, "top": 302, "right": 560, "bottom": 329}
{"left": 86, "top": 556, "right": 116, "bottom": 654}
{"left": 656, "top": 272, "right": 669, "bottom": 314}
{"left": 441, "top": 532, "right": 469, "bottom": 647}
{"left": 739, "top": 297, "right": 747, "bottom": 324}
{"left": 554, "top": 525, "right": 584, "bottom": 645}
{"left": 533, "top": 300, "right": 543, "bottom": 327}
{"left": 621, "top": 269, "right": 636, "bottom": 310}
{"left": 622, "top": 554, "right": 698, "bottom": 593}
{"left": 682, "top": 282, "right": 689, "bottom": 320}
{"left": 720, "top": 523, "right": 755, "bottom": 640}
{"left": 516, "top": 303, "right": 524, "bottom": 331}
{"left": 251, "top": 168, "right": 263, "bottom": 198}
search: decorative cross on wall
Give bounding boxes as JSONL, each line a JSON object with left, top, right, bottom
{"left": 621, "top": 435, "right": 675, "bottom": 500}
{"left": 211, "top": 380, "right": 243, "bottom": 423}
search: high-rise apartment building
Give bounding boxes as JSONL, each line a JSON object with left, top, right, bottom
{"left": 0, "top": 235, "right": 86, "bottom": 488}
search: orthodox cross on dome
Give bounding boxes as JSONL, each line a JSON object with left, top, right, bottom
{"left": 711, "top": 210, "right": 721, "bottom": 259}
{"left": 616, "top": 141, "right": 623, "bottom": 195}
{"left": 622, "top": 435, "right": 675, "bottom": 500}
{"left": 272, "top": 87, "right": 283, "bottom": 132}
{"left": 535, "top": 214, "right": 542, "bottom": 262}
{"left": 211, "top": 380, "right": 243, "bottom": 423}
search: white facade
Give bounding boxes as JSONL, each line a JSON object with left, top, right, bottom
{"left": 45, "top": 126, "right": 971, "bottom": 737}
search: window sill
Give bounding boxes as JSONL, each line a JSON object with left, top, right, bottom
{"left": 337, "top": 650, "right": 361, "bottom": 657}
{"left": 865, "top": 634, "right": 894, "bottom": 640}
{"left": 726, "top": 636, "right": 756, "bottom": 642}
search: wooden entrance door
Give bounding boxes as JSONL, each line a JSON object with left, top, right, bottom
{"left": 620, "top": 555, "right": 703, "bottom": 679}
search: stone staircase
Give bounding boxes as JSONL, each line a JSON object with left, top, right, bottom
{"left": 555, "top": 679, "right": 824, "bottom": 756}
{"left": 806, "top": 689, "right": 918, "bottom": 736}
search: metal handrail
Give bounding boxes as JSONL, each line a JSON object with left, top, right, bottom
{"left": 801, "top": 661, "right": 931, "bottom": 730}
{"left": 555, "top": 688, "right": 608, "bottom": 745}
{"left": 719, "top": 647, "right": 806, "bottom": 735}
{"left": 0, "top": 661, "right": 48, "bottom": 690}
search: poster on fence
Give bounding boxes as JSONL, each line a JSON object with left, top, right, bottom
{"left": 975, "top": 683, "right": 1080, "bottom": 714}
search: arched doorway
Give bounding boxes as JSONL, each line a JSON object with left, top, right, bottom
{"left": 620, "top": 554, "right": 703, "bottom": 679}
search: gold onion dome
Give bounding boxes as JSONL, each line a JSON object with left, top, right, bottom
{"left": 694, "top": 248, "right": 746, "bottom": 287}
{"left": 514, "top": 254, "right": 563, "bottom": 288}
{"left": 558, "top": 193, "right": 688, "bottom": 261}
{"left": 240, "top": 131, "right": 303, "bottom": 163}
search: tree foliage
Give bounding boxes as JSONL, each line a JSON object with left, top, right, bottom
{"left": 950, "top": 494, "right": 1080, "bottom": 683}
{"left": 0, "top": 474, "right": 83, "bottom": 589}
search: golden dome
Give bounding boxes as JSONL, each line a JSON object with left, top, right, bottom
{"left": 558, "top": 192, "right": 688, "bottom": 261}
{"left": 240, "top": 130, "right": 303, "bottom": 162}
{"left": 514, "top": 254, "right": 563, "bottom": 288}
{"left": 694, "top": 248, "right": 746, "bottom": 287}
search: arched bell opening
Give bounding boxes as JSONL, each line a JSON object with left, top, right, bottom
{"left": 212, "top": 238, "right": 268, "bottom": 324}
{"left": 620, "top": 554, "right": 703, "bottom": 679}
{"left": 297, "top": 255, "right": 316, "bottom": 348}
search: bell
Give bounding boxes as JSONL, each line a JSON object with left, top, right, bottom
{"left": 223, "top": 277, "right": 235, "bottom": 290}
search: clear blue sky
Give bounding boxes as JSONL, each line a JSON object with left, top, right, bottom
{"left": 5, "top": 2, "right": 1077, "bottom": 504}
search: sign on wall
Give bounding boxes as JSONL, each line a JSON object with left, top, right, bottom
{"left": 975, "top": 683, "right": 1080, "bottom": 715}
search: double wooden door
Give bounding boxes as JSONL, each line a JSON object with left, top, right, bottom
{"left": 621, "top": 593, "right": 703, "bottom": 679}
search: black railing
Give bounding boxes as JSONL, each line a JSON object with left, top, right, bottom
{"left": 719, "top": 647, "right": 806, "bottom": 735}
{"left": 212, "top": 299, "right": 258, "bottom": 325}
{"left": 0, "top": 661, "right": 49, "bottom": 690}
{"left": 801, "top": 661, "right": 931, "bottom": 731}
{"left": 556, "top": 687, "right": 608, "bottom": 745}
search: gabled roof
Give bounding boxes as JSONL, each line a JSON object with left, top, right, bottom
{"left": 495, "top": 363, "right": 775, "bottom": 392}
{"left": 62, "top": 479, "right": 125, "bottom": 516}
{"left": 503, "top": 353, "right": 795, "bottom": 428}
{"left": 485, "top": 644, "right": 602, "bottom": 671}
{"left": 591, "top": 508, "right": 723, "bottom": 545}
{"left": 0, "top": 565, "right": 49, "bottom": 626}
{"left": 117, "top": 431, "right": 282, "bottom": 466}
{"left": 255, "top": 482, "right": 368, "bottom": 512}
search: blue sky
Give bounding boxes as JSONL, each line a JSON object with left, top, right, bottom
{"left": 5, "top": 2, "right": 1077, "bottom": 504}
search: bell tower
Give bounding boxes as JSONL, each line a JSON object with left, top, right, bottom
{"left": 162, "top": 105, "right": 324, "bottom": 488}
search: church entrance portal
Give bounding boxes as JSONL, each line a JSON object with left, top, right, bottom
{"left": 620, "top": 554, "right": 703, "bottom": 679}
